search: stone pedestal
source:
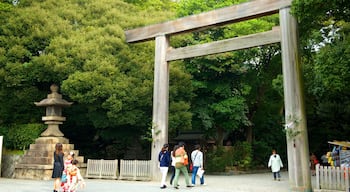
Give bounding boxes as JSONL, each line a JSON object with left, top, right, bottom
{"left": 14, "top": 136, "right": 86, "bottom": 180}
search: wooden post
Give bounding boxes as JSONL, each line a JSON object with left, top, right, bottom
{"left": 151, "top": 34, "right": 169, "bottom": 181}
{"left": 280, "top": 7, "right": 312, "bottom": 192}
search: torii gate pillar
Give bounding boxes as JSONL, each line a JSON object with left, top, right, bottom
{"left": 280, "top": 7, "right": 312, "bottom": 191}
{"left": 151, "top": 35, "right": 170, "bottom": 180}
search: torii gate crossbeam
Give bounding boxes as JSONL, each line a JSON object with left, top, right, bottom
{"left": 124, "top": 0, "right": 311, "bottom": 191}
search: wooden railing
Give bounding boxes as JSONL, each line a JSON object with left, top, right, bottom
{"left": 315, "top": 165, "right": 350, "bottom": 192}
{"left": 85, "top": 159, "right": 119, "bottom": 179}
{"left": 85, "top": 159, "right": 151, "bottom": 181}
{"left": 119, "top": 160, "right": 152, "bottom": 181}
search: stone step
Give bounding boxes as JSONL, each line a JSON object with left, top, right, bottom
{"left": 29, "top": 143, "right": 74, "bottom": 151}
{"left": 34, "top": 136, "right": 69, "bottom": 144}
{"left": 25, "top": 150, "right": 51, "bottom": 157}
{"left": 74, "top": 156, "right": 84, "bottom": 163}
{"left": 19, "top": 155, "right": 84, "bottom": 165}
{"left": 14, "top": 136, "right": 86, "bottom": 180}
{"left": 21, "top": 157, "right": 53, "bottom": 164}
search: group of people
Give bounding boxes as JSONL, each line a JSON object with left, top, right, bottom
{"left": 52, "top": 143, "right": 85, "bottom": 192}
{"left": 158, "top": 142, "right": 205, "bottom": 189}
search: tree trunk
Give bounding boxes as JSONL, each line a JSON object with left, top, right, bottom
{"left": 245, "top": 126, "right": 253, "bottom": 144}
{"left": 216, "top": 126, "right": 224, "bottom": 146}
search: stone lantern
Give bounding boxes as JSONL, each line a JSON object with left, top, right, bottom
{"left": 14, "top": 84, "right": 86, "bottom": 180}
{"left": 34, "top": 84, "right": 73, "bottom": 137}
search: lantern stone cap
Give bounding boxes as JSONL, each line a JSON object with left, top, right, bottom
{"left": 34, "top": 84, "right": 73, "bottom": 107}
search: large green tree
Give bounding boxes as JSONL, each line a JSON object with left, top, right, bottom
{"left": 291, "top": 0, "right": 350, "bottom": 155}
{"left": 174, "top": 0, "right": 285, "bottom": 152}
{"left": 0, "top": 0, "right": 192, "bottom": 159}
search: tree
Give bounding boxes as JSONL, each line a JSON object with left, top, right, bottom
{"left": 291, "top": 0, "right": 350, "bottom": 154}
{"left": 174, "top": 0, "right": 284, "bottom": 147}
{"left": 0, "top": 0, "right": 192, "bottom": 159}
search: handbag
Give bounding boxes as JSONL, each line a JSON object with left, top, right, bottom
{"left": 61, "top": 173, "right": 67, "bottom": 183}
{"left": 183, "top": 154, "right": 189, "bottom": 166}
{"left": 190, "top": 151, "right": 198, "bottom": 171}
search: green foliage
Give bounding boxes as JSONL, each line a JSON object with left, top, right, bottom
{"left": 0, "top": 0, "right": 187, "bottom": 159}
{"left": 124, "top": 0, "right": 177, "bottom": 12}
{"left": 231, "top": 141, "right": 252, "bottom": 169}
{"left": 205, "top": 142, "right": 253, "bottom": 172}
{"left": 2, "top": 123, "right": 45, "bottom": 150}
{"left": 2, "top": 149, "right": 25, "bottom": 155}
{"left": 174, "top": 0, "right": 282, "bottom": 146}
{"left": 291, "top": 0, "right": 350, "bottom": 156}
{"left": 0, "top": 1, "right": 13, "bottom": 11}
{"left": 252, "top": 140, "right": 272, "bottom": 167}
{"left": 291, "top": 0, "right": 350, "bottom": 45}
{"left": 205, "top": 146, "right": 226, "bottom": 172}
{"left": 176, "top": 0, "right": 248, "bottom": 17}
{"left": 312, "top": 38, "right": 350, "bottom": 99}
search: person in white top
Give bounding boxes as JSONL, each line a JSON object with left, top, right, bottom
{"left": 191, "top": 144, "right": 205, "bottom": 185}
{"left": 169, "top": 145, "right": 178, "bottom": 185}
{"left": 268, "top": 149, "right": 283, "bottom": 181}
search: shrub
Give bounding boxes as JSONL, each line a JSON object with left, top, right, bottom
{"left": 205, "top": 146, "right": 226, "bottom": 172}
{"left": 205, "top": 142, "right": 253, "bottom": 172}
{"left": 3, "top": 123, "right": 45, "bottom": 150}
{"left": 252, "top": 140, "right": 271, "bottom": 167}
{"left": 232, "top": 141, "right": 252, "bottom": 169}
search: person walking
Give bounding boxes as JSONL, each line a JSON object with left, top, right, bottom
{"left": 191, "top": 144, "right": 205, "bottom": 185}
{"left": 268, "top": 149, "right": 283, "bottom": 181}
{"left": 52, "top": 143, "right": 65, "bottom": 192}
{"left": 173, "top": 142, "right": 192, "bottom": 189}
{"left": 67, "top": 159, "right": 86, "bottom": 192}
{"left": 169, "top": 145, "right": 179, "bottom": 186}
{"left": 158, "top": 144, "right": 171, "bottom": 189}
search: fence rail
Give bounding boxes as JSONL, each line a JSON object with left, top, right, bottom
{"left": 85, "top": 159, "right": 152, "bottom": 181}
{"left": 315, "top": 165, "right": 350, "bottom": 192}
{"left": 119, "top": 160, "right": 152, "bottom": 181}
{"left": 85, "top": 159, "right": 119, "bottom": 179}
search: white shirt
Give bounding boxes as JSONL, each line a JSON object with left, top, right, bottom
{"left": 268, "top": 154, "right": 283, "bottom": 172}
{"left": 171, "top": 151, "right": 176, "bottom": 166}
{"left": 191, "top": 149, "right": 203, "bottom": 167}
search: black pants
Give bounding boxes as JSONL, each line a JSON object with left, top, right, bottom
{"left": 169, "top": 166, "right": 175, "bottom": 184}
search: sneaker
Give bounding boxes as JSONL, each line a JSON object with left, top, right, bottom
{"left": 160, "top": 185, "right": 167, "bottom": 189}
{"left": 201, "top": 183, "right": 207, "bottom": 186}
{"left": 186, "top": 185, "right": 194, "bottom": 187}
{"left": 174, "top": 186, "right": 179, "bottom": 189}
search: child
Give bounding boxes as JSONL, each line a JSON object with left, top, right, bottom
{"left": 67, "top": 159, "right": 86, "bottom": 192}
{"left": 61, "top": 152, "right": 74, "bottom": 192}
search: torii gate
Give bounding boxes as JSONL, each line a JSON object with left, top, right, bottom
{"left": 125, "top": 0, "right": 311, "bottom": 191}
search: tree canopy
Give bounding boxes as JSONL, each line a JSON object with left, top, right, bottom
{"left": 0, "top": 0, "right": 192, "bottom": 159}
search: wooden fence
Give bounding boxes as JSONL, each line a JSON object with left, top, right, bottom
{"left": 85, "top": 159, "right": 119, "bottom": 179}
{"left": 119, "top": 160, "right": 152, "bottom": 181}
{"left": 85, "top": 159, "right": 151, "bottom": 181}
{"left": 315, "top": 165, "right": 350, "bottom": 192}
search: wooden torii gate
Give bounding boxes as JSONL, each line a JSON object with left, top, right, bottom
{"left": 125, "top": 0, "right": 311, "bottom": 191}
